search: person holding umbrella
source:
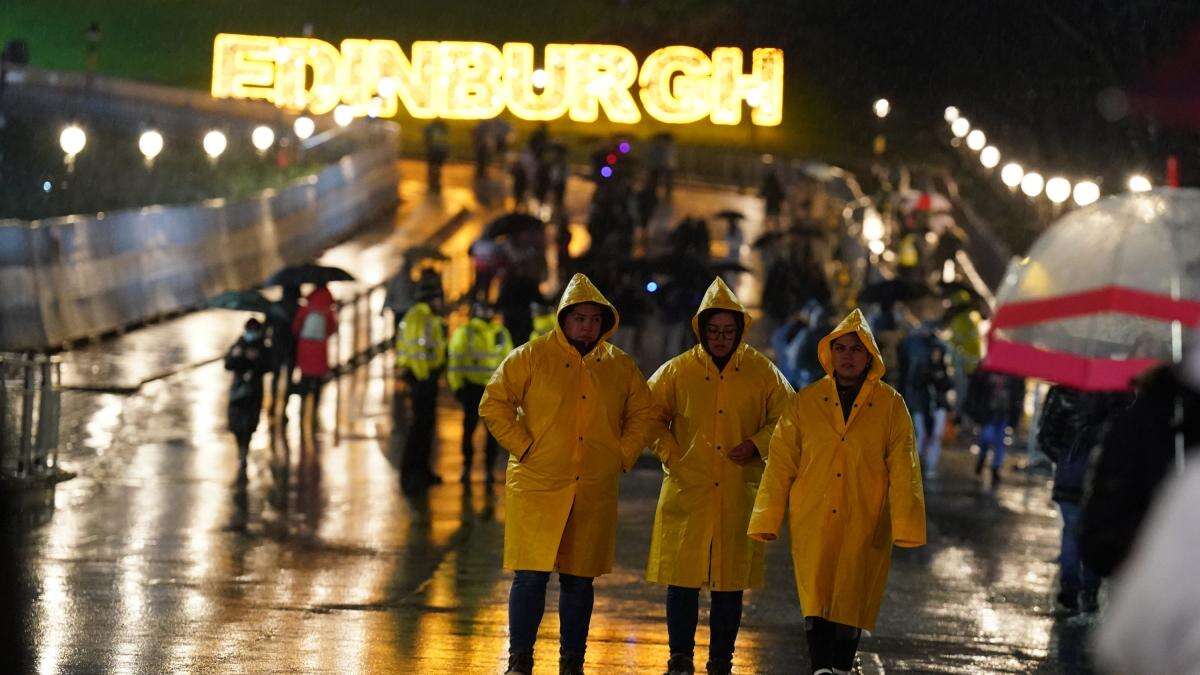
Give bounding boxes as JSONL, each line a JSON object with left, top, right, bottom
{"left": 291, "top": 285, "right": 338, "bottom": 435}
{"left": 447, "top": 302, "right": 513, "bottom": 484}
{"left": 749, "top": 308, "right": 926, "bottom": 674}
{"left": 225, "top": 318, "right": 272, "bottom": 471}
{"left": 479, "top": 273, "right": 655, "bottom": 675}
{"left": 396, "top": 272, "right": 448, "bottom": 492}
{"left": 645, "top": 278, "right": 793, "bottom": 675}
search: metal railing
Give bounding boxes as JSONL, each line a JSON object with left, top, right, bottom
{"left": 1, "top": 354, "right": 63, "bottom": 481}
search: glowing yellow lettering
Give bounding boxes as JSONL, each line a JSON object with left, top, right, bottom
{"left": 638, "top": 46, "right": 713, "bottom": 124}
{"left": 710, "top": 47, "right": 783, "bottom": 126}
{"left": 212, "top": 33, "right": 277, "bottom": 104}
{"left": 503, "top": 42, "right": 570, "bottom": 121}
{"left": 567, "top": 44, "right": 641, "bottom": 125}
{"left": 210, "top": 35, "right": 783, "bottom": 126}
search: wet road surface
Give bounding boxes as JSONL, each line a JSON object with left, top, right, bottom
{"left": 13, "top": 164, "right": 1094, "bottom": 673}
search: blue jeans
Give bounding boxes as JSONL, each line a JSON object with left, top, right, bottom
{"left": 1057, "top": 502, "right": 1100, "bottom": 594}
{"left": 979, "top": 420, "right": 1007, "bottom": 469}
{"left": 666, "top": 585, "right": 744, "bottom": 668}
{"left": 509, "top": 571, "right": 594, "bottom": 658}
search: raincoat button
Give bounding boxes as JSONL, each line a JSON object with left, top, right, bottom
{"left": 837, "top": 473, "right": 842, "bottom": 478}
{"left": 718, "top": 409, "right": 724, "bottom": 414}
{"left": 581, "top": 395, "right": 587, "bottom": 399}
{"left": 714, "top": 481, "right": 719, "bottom": 486}
{"left": 716, "top": 445, "right": 722, "bottom": 450}
{"left": 575, "top": 475, "right": 580, "bottom": 480}
{"left": 832, "top": 509, "right": 837, "bottom": 514}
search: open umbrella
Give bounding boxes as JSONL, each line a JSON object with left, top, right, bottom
{"left": 985, "top": 189, "right": 1200, "bottom": 392}
{"left": 265, "top": 264, "right": 355, "bottom": 287}
{"left": 482, "top": 213, "right": 545, "bottom": 239}
{"left": 209, "top": 290, "right": 289, "bottom": 322}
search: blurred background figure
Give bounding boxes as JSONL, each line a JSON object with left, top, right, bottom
{"left": 447, "top": 302, "right": 513, "bottom": 484}
{"left": 291, "top": 285, "right": 338, "bottom": 436}
{"left": 224, "top": 317, "right": 270, "bottom": 471}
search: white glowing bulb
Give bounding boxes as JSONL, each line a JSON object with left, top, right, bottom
{"left": 1072, "top": 181, "right": 1100, "bottom": 206}
{"left": 1045, "top": 177, "right": 1072, "bottom": 204}
{"left": 60, "top": 125, "right": 86, "bottom": 156}
{"left": 333, "top": 105, "right": 355, "bottom": 127}
{"left": 377, "top": 77, "right": 396, "bottom": 98}
{"left": 944, "top": 106, "right": 960, "bottom": 122}
{"left": 138, "top": 130, "right": 163, "bottom": 161}
{"left": 951, "top": 117, "right": 970, "bottom": 138}
{"left": 966, "top": 129, "right": 986, "bottom": 151}
{"left": 862, "top": 208, "right": 885, "bottom": 241}
{"left": 873, "top": 98, "right": 890, "bottom": 119}
{"left": 531, "top": 68, "right": 549, "bottom": 90}
{"left": 746, "top": 86, "right": 765, "bottom": 109}
{"left": 868, "top": 239, "right": 886, "bottom": 255}
{"left": 202, "top": 130, "right": 227, "bottom": 159}
{"left": 1128, "top": 174, "right": 1152, "bottom": 193}
{"left": 980, "top": 146, "right": 1000, "bottom": 169}
{"left": 273, "top": 46, "right": 292, "bottom": 62}
{"left": 1000, "top": 162, "right": 1024, "bottom": 188}
{"left": 251, "top": 125, "right": 275, "bottom": 151}
{"left": 1020, "top": 171, "right": 1045, "bottom": 198}
{"left": 293, "top": 116, "right": 315, "bottom": 140}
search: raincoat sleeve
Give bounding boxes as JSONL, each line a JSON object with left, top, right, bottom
{"left": 646, "top": 362, "right": 684, "bottom": 466}
{"left": 748, "top": 403, "right": 801, "bottom": 541}
{"left": 618, "top": 362, "right": 656, "bottom": 473}
{"left": 748, "top": 370, "right": 794, "bottom": 458}
{"left": 885, "top": 395, "right": 927, "bottom": 547}
{"left": 479, "top": 347, "right": 535, "bottom": 459}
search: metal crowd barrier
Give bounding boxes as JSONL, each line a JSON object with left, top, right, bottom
{"left": 0, "top": 354, "right": 63, "bottom": 481}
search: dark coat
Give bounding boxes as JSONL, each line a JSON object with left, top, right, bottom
{"left": 1037, "top": 385, "right": 1124, "bottom": 503}
{"left": 1081, "top": 366, "right": 1200, "bottom": 576}
{"left": 225, "top": 333, "right": 271, "bottom": 435}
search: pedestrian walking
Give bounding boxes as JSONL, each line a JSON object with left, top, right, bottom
{"left": 447, "top": 303, "right": 512, "bottom": 484}
{"left": 268, "top": 283, "right": 301, "bottom": 422}
{"left": 395, "top": 278, "right": 447, "bottom": 493}
{"left": 967, "top": 370, "right": 1014, "bottom": 484}
{"left": 646, "top": 278, "right": 793, "bottom": 675}
{"left": 225, "top": 318, "right": 271, "bottom": 470}
{"left": 479, "top": 273, "right": 656, "bottom": 675}
{"left": 424, "top": 120, "right": 450, "bottom": 193}
{"left": 749, "top": 308, "right": 926, "bottom": 675}
{"left": 897, "top": 319, "right": 954, "bottom": 478}
{"left": 291, "top": 285, "right": 338, "bottom": 434}
{"left": 1037, "top": 385, "right": 1117, "bottom": 616}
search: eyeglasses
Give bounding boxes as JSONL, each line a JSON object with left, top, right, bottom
{"left": 704, "top": 326, "right": 738, "bottom": 339}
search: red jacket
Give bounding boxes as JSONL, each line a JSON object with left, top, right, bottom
{"left": 292, "top": 287, "right": 338, "bottom": 377}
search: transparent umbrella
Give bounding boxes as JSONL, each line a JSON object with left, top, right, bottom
{"left": 985, "top": 188, "right": 1200, "bottom": 391}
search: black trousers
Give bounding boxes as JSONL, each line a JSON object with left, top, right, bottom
{"left": 402, "top": 371, "right": 440, "bottom": 485}
{"left": 455, "top": 383, "right": 500, "bottom": 476}
{"left": 806, "top": 617, "right": 861, "bottom": 672}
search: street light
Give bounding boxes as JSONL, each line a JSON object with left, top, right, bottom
{"left": 333, "top": 104, "right": 355, "bottom": 127}
{"left": 60, "top": 125, "right": 87, "bottom": 157}
{"left": 293, "top": 116, "right": 315, "bottom": 140}
{"left": 980, "top": 146, "right": 1000, "bottom": 169}
{"left": 873, "top": 98, "right": 890, "bottom": 119}
{"left": 1020, "top": 171, "right": 1045, "bottom": 198}
{"left": 1046, "top": 176, "right": 1072, "bottom": 204}
{"left": 862, "top": 207, "right": 885, "bottom": 242}
{"left": 944, "top": 106, "right": 960, "bottom": 122}
{"left": 951, "top": 117, "right": 970, "bottom": 138}
{"left": 966, "top": 129, "right": 986, "bottom": 151}
{"left": 138, "top": 130, "right": 164, "bottom": 165}
{"left": 377, "top": 77, "right": 397, "bottom": 98}
{"left": 1128, "top": 174, "right": 1152, "bottom": 192}
{"left": 251, "top": 125, "right": 275, "bottom": 152}
{"left": 1000, "top": 162, "right": 1024, "bottom": 188}
{"left": 531, "top": 68, "right": 549, "bottom": 90}
{"left": 1073, "top": 180, "right": 1100, "bottom": 206}
{"left": 203, "top": 130, "right": 227, "bottom": 160}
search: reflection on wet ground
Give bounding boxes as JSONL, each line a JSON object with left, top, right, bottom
{"left": 14, "top": 164, "right": 1092, "bottom": 673}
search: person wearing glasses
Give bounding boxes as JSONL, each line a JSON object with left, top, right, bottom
{"left": 749, "top": 308, "right": 926, "bottom": 674}
{"left": 645, "top": 277, "right": 793, "bottom": 675}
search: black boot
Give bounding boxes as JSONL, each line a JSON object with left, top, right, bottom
{"left": 975, "top": 451, "right": 986, "bottom": 475}
{"left": 505, "top": 651, "right": 533, "bottom": 675}
{"left": 665, "top": 653, "right": 695, "bottom": 674}
{"left": 559, "top": 652, "right": 585, "bottom": 674}
{"left": 705, "top": 658, "right": 732, "bottom": 674}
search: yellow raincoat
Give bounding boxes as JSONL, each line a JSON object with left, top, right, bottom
{"left": 480, "top": 273, "right": 656, "bottom": 577}
{"left": 396, "top": 302, "right": 447, "bottom": 381}
{"left": 447, "top": 317, "right": 513, "bottom": 391}
{"left": 748, "top": 308, "right": 926, "bottom": 631}
{"left": 645, "top": 278, "right": 793, "bottom": 590}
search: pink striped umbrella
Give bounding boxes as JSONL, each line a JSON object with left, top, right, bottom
{"left": 984, "top": 188, "right": 1200, "bottom": 391}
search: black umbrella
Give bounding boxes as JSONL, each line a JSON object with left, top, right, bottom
{"left": 482, "top": 213, "right": 545, "bottom": 239}
{"left": 209, "top": 290, "right": 289, "bottom": 322}
{"left": 715, "top": 209, "right": 745, "bottom": 222}
{"left": 858, "top": 278, "right": 932, "bottom": 305}
{"left": 265, "top": 264, "right": 355, "bottom": 287}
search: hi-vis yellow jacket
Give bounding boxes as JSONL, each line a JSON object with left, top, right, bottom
{"left": 396, "top": 302, "right": 447, "bottom": 381}
{"left": 448, "top": 317, "right": 513, "bottom": 391}
{"left": 479, "top": 273, "right": 656, "bottom": 577}
{"left": 645, "top": 278, "right": 793, "bottom": 591}
{"left": 748, "top": 308, "right": 926, "bottom": 631}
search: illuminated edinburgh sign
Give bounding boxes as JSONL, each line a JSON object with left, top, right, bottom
{"left": 211, "top": 34, "right": 783, "bottom": 126}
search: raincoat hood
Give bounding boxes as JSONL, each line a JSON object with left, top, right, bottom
{"left": 555, "top": 273, "right": 619, "bottom": 350}
{"left": 691, "top": 277, "right": 752, "bottom": 342}
{"left": 306, "top": 286, "right": 334, "bottom": 308}
{"left": 818, "top": 308, "right": 886, "bottom": 382}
